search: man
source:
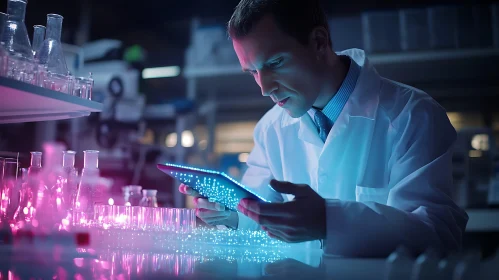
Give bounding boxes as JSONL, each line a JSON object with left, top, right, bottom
{"left": 180, "top": 0, "right": 468, "bottom": 257}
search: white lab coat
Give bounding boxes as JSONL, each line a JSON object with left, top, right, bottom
{"left": 238, "top": 48, "right": 468, "bottom": 257}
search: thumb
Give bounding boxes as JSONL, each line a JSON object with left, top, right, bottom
{"left": 269, "top": 179, "right": 310, "bottom": 197}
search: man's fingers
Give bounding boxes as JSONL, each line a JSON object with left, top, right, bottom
{"left": 196, "top": 208, "right": 230, "bottom": 219}
{"left": 195, "top": 197, "right": 225, "bottom": 211}
{"left": 202, "top": 216, "right": 230, "bottom": 225}
{"left": 178, "top": 184, "right": 202, "bottom": 197}
{"left": 270, "top": 179, "right": 311, "bottom": 197}
{"left": 238, "top": 199, "right": 295, "bottom": 217}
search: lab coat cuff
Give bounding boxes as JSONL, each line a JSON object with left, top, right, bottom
{"left": 323, "top": 199, "right": 344, "bottom": 256}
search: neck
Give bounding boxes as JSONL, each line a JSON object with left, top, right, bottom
{"left": 313, "top": 54, "right": 349, "bottom": 109}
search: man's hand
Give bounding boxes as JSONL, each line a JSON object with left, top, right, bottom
{"left": 179, "top": 184, "right": 238, "bottom": 228}
{"left": 237, "top": 179, "right": 326, "bottom": 243}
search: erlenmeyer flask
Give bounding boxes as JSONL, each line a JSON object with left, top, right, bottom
{"left": 32, "top": 25, "right": 45, "bottom": 56}
{"left": 35, "top": 14, "right": 68, "bottom": 75}
{"left": 1, "top": 0, "right": 32, "bottom": 59}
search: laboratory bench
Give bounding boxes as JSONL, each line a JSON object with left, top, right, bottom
{"left": 0, "top": 230, "right": 497, "bottom": 280}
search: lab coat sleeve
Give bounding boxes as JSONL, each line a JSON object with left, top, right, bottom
{"left": 237, "top": 120, "right": 284, "bottom": 231}
{"left": 323, "top": 100, "right": 469, "bottom": 257}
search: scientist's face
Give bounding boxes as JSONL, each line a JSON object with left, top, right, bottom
{"left": 232, "top": 15, "right": 327, "bottom": 118}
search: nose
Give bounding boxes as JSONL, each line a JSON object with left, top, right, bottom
{"left": 256, "top": 71, "right": 278, "bottom": 97}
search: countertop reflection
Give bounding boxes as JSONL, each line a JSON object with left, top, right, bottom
{"left": 0, "top": 244, "right": 351, "bottom": 279}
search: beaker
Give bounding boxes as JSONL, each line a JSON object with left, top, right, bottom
{"left": 35, "top": 14, "right": 68, "bottom": 75}
{"left": 1, "top": 0, "right": 32, "bottom": 59}
{"left": 73, "top": 73, "right": 94, "bottom": 99}
{"left": 27, "top": 151, "right": 42, "bottom": 176}
{"left": 139, "top": 190, "right": 158, "bottom": 208}
{"left": 32, "top": 25, "right": 45, "bottom": 56}
{"left": 123, "top": 185, "right": 142, "bottom": 206}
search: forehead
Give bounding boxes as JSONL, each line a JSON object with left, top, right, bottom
{"left": 232, "top": 15, "right": 300, "bottom": 68}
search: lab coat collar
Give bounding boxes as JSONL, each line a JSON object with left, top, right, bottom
{"left": 338, "top": 48, "right": 380, "bottom": 120}
{"left": 283, "top": 48, "right": 381, "bottom": 146}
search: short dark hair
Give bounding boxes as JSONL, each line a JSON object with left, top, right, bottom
{"left": 227, "top": 0, "right": 331, "bottom": 47}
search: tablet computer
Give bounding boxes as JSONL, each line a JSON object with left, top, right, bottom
{"left": 157, "top": 163, "right": 269, "bottom": 211}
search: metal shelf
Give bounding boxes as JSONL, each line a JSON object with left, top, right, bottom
{"left": 0, "top": 76, "right": 103, "bottom": 124}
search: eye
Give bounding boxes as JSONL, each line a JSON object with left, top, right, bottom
{"left": 268, "top": 57, "right": 283, "bottom": 69}
{"left": 247, "top": 70, "right": 258, "bottom": 76}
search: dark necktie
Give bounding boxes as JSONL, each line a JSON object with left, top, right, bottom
{"left": 314, "top": 110, "right": 333, "bottom": 142}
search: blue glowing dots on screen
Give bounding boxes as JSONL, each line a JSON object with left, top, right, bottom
{"left": 161, "top": 163, "right": 269, "bottom": 211}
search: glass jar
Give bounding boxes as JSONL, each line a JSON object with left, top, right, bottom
{"left": 139, "top": 189, "right": 158, "bottom": 208}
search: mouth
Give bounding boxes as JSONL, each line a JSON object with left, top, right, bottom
{"left": 276, "top": 97, "right": 290, "bottom": 107}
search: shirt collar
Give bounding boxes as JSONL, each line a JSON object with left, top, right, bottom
{"left": 307, "top": 56, "right": 361, "bottom": 124}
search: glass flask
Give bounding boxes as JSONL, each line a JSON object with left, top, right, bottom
{"left": 73, "top": 73, "right": 94, "bottom": 99}
{"left": 62, "top": 150, "right": 78, "bottom": 215}
{"left": 32, "top": 25, "right": 45, "bottom": 56}
{"left": 74, "top": 150, "right": 104, "bottom": 226}
{"left": 122, "top": 185, "right": 142, "bottom": 206}
{"left": 27, "top": 151, "right": 42, "bottom": 176}
{"left": 35, "top": 14, "right": 68, "bottom": 75}
{"left": 1, "top": 0, "right": 32, "bottom": 59}
{"left": 15, "top": 152, "right": 41, "bottom": 226}
{"left": 0, "top": 158, "right": 19, "bottom": 222}
{"left": 34, "top": 142, "right": 66, "bottom": 232}
{"left": 139, "top": 190, "right": 158, "bottom": 208}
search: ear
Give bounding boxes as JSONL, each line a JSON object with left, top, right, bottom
{"left": 309, "top": 26, "right": 330, "bottom": 59}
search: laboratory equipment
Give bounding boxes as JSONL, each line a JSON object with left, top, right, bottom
{"left": 1, "top": 0, "right": 32, "bottom": 59}
{"left": 0, "top": 157, "right": 20, "bottom": 222}
{"left": 62, "top": 150, "right": 78, "bottom": 214}
{"left": 122, "top": 185, "right": 142, "bottom": 206}
{"left": 34, "top": 142, "right": 66, "bottom": 231}
{"left": 73, "top": 73, "right": 94, "bottom": 99}
{"left": 31, "top": 25, "right": 45, "bottom": 56}
{"left": 36, "top": 14, "right": 73, "bottom": 94}
{"left": 157, "top": 163, "right": 268, "bottom": 211}
{"left": 1, "top": 20, "right": 36, "bottom": 83}
{"left": 35, "top": 14, "right": 68, "bottom": 75}
{"left": 15, "top": 152, "right": 42, "bottom": 226}
{"left": 27, "top": 151, "right": 42, "bottom": 176}
{"left": 74, "top": 150, "right": 104, "bottom": 226}
{"left": 139, "top": 189, "right": 158, "bottom": 207}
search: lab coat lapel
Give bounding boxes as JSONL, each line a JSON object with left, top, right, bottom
{"left": 298, "top": 113, "right": 324, "bottom": 147}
